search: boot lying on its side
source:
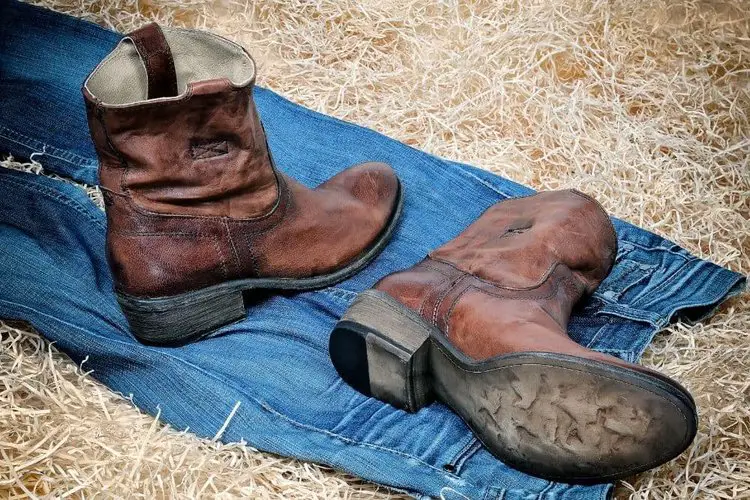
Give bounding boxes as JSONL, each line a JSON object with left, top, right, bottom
{"left": 329, "top": 190, "right": 697, "bottom": 483}
{"left": 82, "top": 24, "right": 403, "bottom": 345}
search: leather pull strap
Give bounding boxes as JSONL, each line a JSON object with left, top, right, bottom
{"left": 127, "top": 23, "right": 178, "bottom": 99}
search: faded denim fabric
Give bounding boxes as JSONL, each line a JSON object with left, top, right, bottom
{"left": 0, "top": 1, "right": 745, "bottom": 498}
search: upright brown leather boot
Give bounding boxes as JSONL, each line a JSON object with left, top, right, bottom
{"left": 329, "top": 190, "right": 696, "bottom": 483}
{"left": 82, "top": 24, "right": 402, "bottom": 345}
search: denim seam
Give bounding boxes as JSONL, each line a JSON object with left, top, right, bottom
{"left": 319, "top": 287, "right": 358, "bottom": 302}
{"left": 450, "top": 438, "right": 482, "bottom": 474}
{"left": 255, "top": 399, "right": 466, "bottom": 482}
{"left": 620, "top": 239, "right": 692, "bottom": 261}
{"left": 0, "top": 298, "right": 471, "bottom": 483}
{"left": 0, "top": 126, "right": 98, "bottom": 167}
{"left": 661, "top": 269, "right": 746, "bottom": 321}
{"left": 0, "top": 174, "right": 105, "bottom": 230}
{"left": 534, "top": 483, "right": 556, "bottom": 500}
{"left": 598, "top": 263, "right": 657, "bottom": 303}
{"left": 630, "top": 259, "right": 692, "bottom": 311}
{"left": 484, "top": 486, "right": 506, "bottom": 500}
{"left": 597, "top": 261, "right": 646, "bottom": 294}
{"left": 583, "top": 324, "right": 610, "bottom": 349}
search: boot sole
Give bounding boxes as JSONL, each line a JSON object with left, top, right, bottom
{"left": 117, "top": 182, "right": 404, "bottom": 346}
{"left": 328, "top": 289, "right": 698, "bottom": 484}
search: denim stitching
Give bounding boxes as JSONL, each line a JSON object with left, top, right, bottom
{"left": 0, "top": 126, "right": 97, "bottom": 167}
{"left": 583, "top": 324, "right": 610, "bottom": 349}
{"left": 449, "top": 437, "right": 482, "bottom": 474}
{"left": 0, "top": 174, "right": 105, "bottom": 230}
{"left": 484, "top": 487, "right": 505, "bottom": 500}
{"left": 319, "top": 287, "right": 358, "bottom": 302}
{"left": 0, "top": 298, "right": 473, "bottom": 483}
{"left": 620, "top": 239, "right": 692, "bottom": 261}
{"left": 630, "top": 259, "right": 692, "bottom": 310}
{"left": 256, "top": 398, "right": 466, "bottom": 481}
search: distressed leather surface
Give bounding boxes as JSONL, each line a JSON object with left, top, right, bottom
{"left": 82, "top": 24, "right": 400, "bottom": 297}
{"left": 375, "top": 190, "right": 641, "bottom": 368}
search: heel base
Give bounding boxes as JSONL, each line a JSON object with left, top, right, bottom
{"left": 329, "top": 291, "right": 434, "bottom": 412}
{"left": 117, "top": 288, "right": 245, "bottom": 346}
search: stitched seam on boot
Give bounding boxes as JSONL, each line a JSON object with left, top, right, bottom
{"left": 432, "top": 275, "right": 466, "bottom": 328}
{"left": 223, "top": 219, "right": 243, "bottom": 274}
{"left": 210, "top": 234, "right": 229, "bottom": 279}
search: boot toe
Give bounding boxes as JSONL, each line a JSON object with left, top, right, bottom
{"left": 328, "top": 161, "right": 401, "bottom": 221}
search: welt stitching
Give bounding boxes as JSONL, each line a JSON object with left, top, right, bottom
{"left": 359, "top": 290, "right": 690, "bottom": 482}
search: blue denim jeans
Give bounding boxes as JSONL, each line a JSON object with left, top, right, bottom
{"left": 0, "top": 1, "right": 745, "bottom": 498}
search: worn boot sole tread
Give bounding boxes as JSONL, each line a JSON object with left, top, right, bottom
{"left": 329, "top": 289, "right": 697, "bottom": 484}
{"left": 118, "top": 182, "right": 404, "bottom": 346}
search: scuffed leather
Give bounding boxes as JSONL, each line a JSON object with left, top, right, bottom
{"left": 376, "top": 190, "right": 636, "bottom": 368}
{"left": 83, "top": 27, "right": 400, "bottom": 298}
{"left": 85, "top": 80, "right": 279, "bottom": 219}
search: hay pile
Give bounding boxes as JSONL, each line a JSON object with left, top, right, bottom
{"left": 1, "top": 0, "right": 748, "bottom": 497}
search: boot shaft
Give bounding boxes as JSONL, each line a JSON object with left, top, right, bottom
{"left": 82, "top": 24, "right": 278, "bottom": 219}
{"left": 375, "top": 190, "right": 618, "bottom": 359}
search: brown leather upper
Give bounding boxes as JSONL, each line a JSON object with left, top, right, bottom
{"left": 83, "top": 24, "right": 400, "bottom": 297}
{"left": 375, "top": 190, "right": 631, "bottom": 367}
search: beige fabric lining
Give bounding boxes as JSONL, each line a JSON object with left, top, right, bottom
{"left": 85, "top": 27, "right": 255, "bottom": 105}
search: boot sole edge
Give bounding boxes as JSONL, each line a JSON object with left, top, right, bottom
{"left": 117, "top": 182, "right": 405, "bottom": 346}
{"left": 329, "top": 289, "right": 698, "bottom": 484}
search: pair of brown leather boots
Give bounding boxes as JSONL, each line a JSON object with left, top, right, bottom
{"left": 83, "top": 24, "right": 696, "bottom": 484}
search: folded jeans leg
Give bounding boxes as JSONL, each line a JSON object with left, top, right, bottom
{"left": 0, "top": 1, "right": 744, "bottom": 498}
